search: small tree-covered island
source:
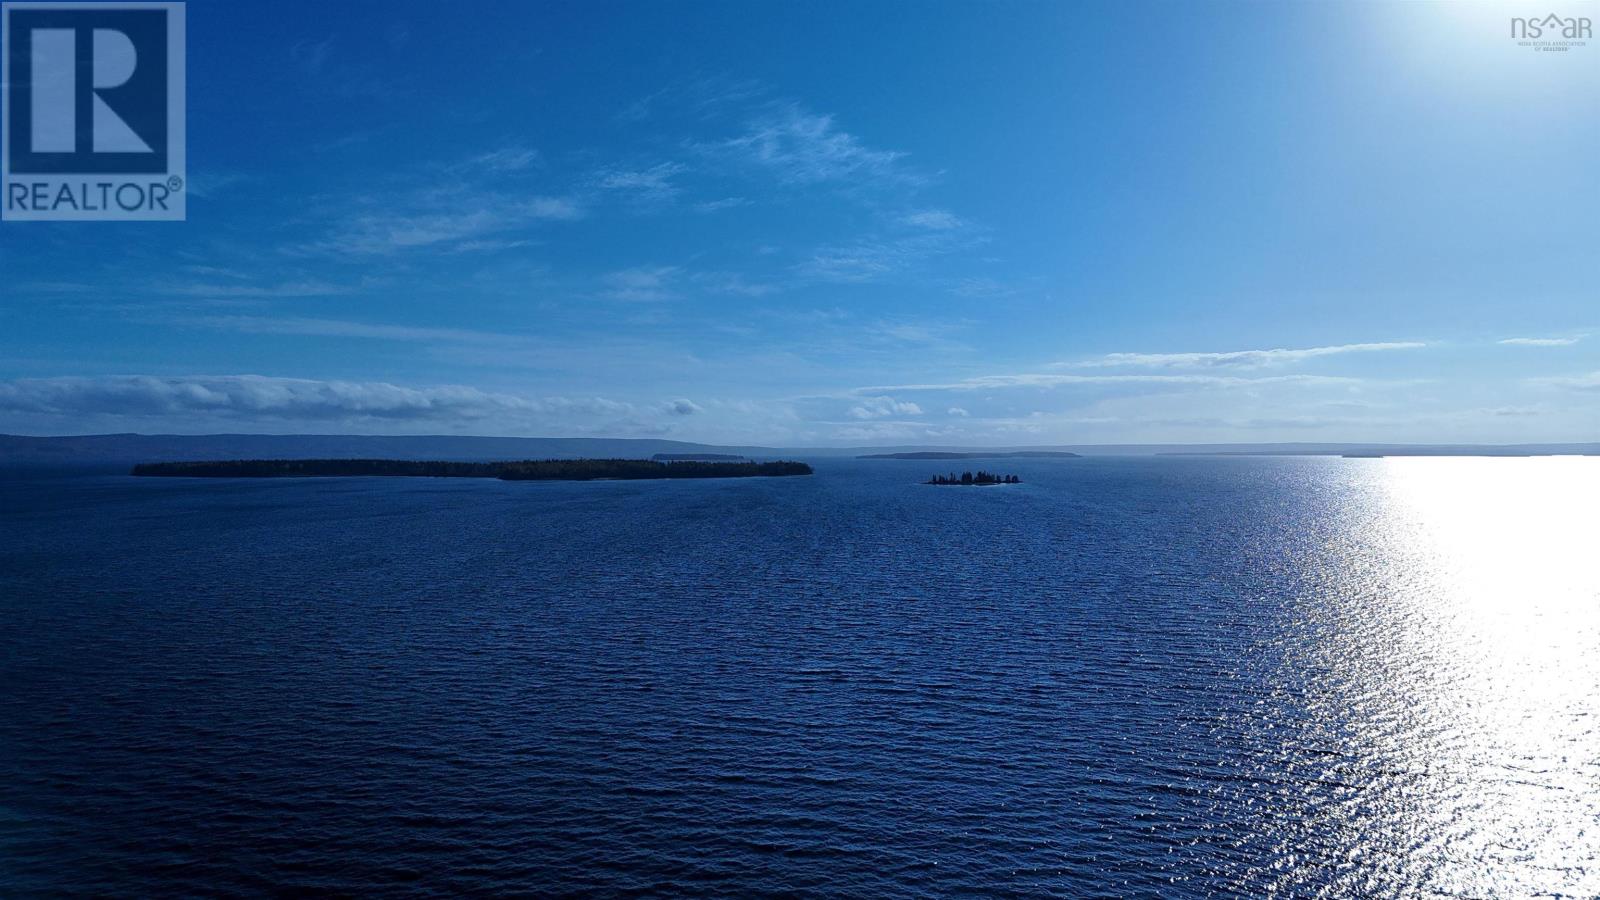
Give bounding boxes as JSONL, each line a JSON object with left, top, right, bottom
{"left": 927, "top": 471, "right": 1020, "bottom": 486}
{"left": 131, "top": 458, "right": 813, "bottom": 481}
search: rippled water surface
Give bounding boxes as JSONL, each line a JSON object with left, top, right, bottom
{"left": 3, "top": 457, "right": 1598, "bottom": 896}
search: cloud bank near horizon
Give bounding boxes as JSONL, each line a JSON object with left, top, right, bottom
{"left": 4, "top": 359, "right": 1594, "bottom": 447}
{"left": 0, "top": 375, "right": 645, "bottom": 426}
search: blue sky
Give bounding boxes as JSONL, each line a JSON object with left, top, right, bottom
{"left": 1, "top": 0, "right": 1596, "bottom": 445}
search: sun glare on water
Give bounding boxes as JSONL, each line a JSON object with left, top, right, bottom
{"left": 1287, "top": 457, "right": 1600, "bottom": 896}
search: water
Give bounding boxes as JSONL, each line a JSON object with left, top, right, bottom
{"left": 2, "top": 456, "right": 1597, "bottom": 897}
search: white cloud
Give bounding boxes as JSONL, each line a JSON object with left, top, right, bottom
{"left": 695, "top": 197, "right": 750, "bottom": 213}
{"left": 947, "top": 407, "right": 970, "bottom": 417}
{"left": 192, "top": 315, "right": 516, "bottom": 345}
{"left": 310, "top": 196, "right": 581, "bottom": 256}
{"left": 1500, "top": 336, "right": 1583, "bottom": 347}
{"left": 794, "top": 244, "right": 900, "bottom": 282}
{"left": 617, "top": 76, "right": 768, "bottom": 124}
{"left": 601, "top": 266, "right": 680, "bottom": 302}
{"left": 847, "top": 396, "right": 924, "bottom": 419}
{"left": 596, "top": 162, "right": 687, "bottom": 203}
{"left": 862, "top": 373, "right": 1365, "bottom": 392}
{"left": 1064, "top": 341, "right": 1427, "bottom": 370}
{"left": 950, "top": 277, "right": 1025, "bottom": 299}
{"left": 159, "top": 280, "right": 352, "bottom": 298}
{"left": 184, "top": 171, "right": 251, "bottom": 198}
{"left": 794, "top": 230, "right": 974, "bottom": 283}
{"left": 706, "top": 104, "right": 917, "bottom": 186}
{"left": 448, "top": 238, "right": 538, "bottom": 254}
{"left": 0, "top": 375, "right": 555, "bottom": 421}
{"left": 899, "top": 209, "right": 963, "bottom": 230}
{"left": 692, "top": 272, "right": 776, "bottom": 297}
{"left": 459, "top": 146, "right": 542, "bottom": 174}
{"left": 1530, "top": 371, "right": 1600, "bottom": 391}
{"left": 666, "top": 398, "right": 702, "bottom": 416}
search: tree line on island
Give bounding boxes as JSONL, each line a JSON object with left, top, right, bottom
{"left": 926, "top": 471, "right": 1020, "bottom": 486}
{"left": 130, "top": 458, "right": 812, "bottom": 480}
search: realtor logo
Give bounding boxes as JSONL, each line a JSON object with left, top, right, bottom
{"left": 3, "top": 2, "right": 185, "bottom": 220}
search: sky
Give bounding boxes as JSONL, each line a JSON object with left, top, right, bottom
{"left": 1, "top": 0, "right": 1596, "bottom": 446}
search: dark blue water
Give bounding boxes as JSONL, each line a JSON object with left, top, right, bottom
{"left": 3, "top": 457, "right": 1597, "bottom": 896}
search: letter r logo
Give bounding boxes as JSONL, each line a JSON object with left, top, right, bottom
{"left": 30, "top": 26, "right": 153, "bottom": 153}
{"left": 27, "top": 26, "right": 153, "bottom": 153}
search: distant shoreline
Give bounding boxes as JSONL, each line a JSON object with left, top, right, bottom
{"left": 860, "top": 451, "right": 1081, "bottom": 460}
{"left": 130, "top": 458, "right": 813, "bottom": 481}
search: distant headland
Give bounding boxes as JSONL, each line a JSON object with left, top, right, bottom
{"left": 862, "top": 451, "right": 1079, "bottom": 460}
{"left": 927, "top": 471, "right": 1020, "bottom": 486}
{"left": 130, "top": 458, "right": 812, "bottom": 481}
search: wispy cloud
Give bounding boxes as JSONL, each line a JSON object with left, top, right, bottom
{"left": 191, "top": 315, "right": 518, "bottom": 346}
{"left": 861, "top": 373, "right": 1365, "bottom": 392}
{"left": 287, "top": 37, "right": 398, "bottom": 101}
{"left": 692, "top": 271, "right": 776, "bottom": 297}
{"left": 949, "top": 277, "right": 1028, "bottom": 299}
{"left": 290, "top": 145, "right": 583, "bottom": 256}
{"left": 600, "top": 267, "right": 680, "bottom": 302}
{"left": 695, "top": 197, "right": 750, "bottom": 213}
{"left": 899, "top": 209, "right": 963, "bottom": 230}
{"left": 159, "top": 280, "right": 352, "bottom": 299}
{"left": 184, "top": 171, "right": 252, "bottom": 198}
{"left": 457, "top": 146, "right": 542, "bottom": 174}
{"left": 702, "top": 103, "right": 918, "bottom": 186}
{"left": 1530, "top": 371, "right": 1600, "bottom": 391}
{"left": 795, "top": 229, "right": 978, "bottom": 283}
{"left": 848, "top": 396, "right": 924, "bottom": 419}
{"left": 288, "top": 38, "right": 334, "bottom": 75}
{"left": 617, "top": 75, "right": 767, "bottom": 124}
{"left": 1062, "top": 342, "right": 1427, "bottom": 370}
{"left": 303, "top": 196, "right": 581, "bottom": 256}
{"left": 595, "top": 162, "right": 687, "bottom": 204}
{"left": 1499, "top": 336, "right": 1584, "bottom": 347}
{"left": 11, "top": 281, "right": 99, "bottom": 295}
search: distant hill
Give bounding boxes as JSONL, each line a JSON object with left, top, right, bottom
{"left": 859, "top": 451, "right": 1081, "bottom": 460}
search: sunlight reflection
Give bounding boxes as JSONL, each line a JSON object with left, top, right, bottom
{"left": 1329, "top": 458, "right": 1600, "bottom": 896}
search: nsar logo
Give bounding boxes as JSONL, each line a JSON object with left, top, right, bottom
{"left": 3, "top": 2, "right": 185, "bottom": 221}
{"left": 1510, "top": 12, "right": 1592, "bottom": 52}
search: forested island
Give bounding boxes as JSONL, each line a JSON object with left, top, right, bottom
{"left": 927, "top": 471, "right": 1020, "bottom": 485}
{"left": 131, "top": 458, "right": 813, "bottom": 480}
